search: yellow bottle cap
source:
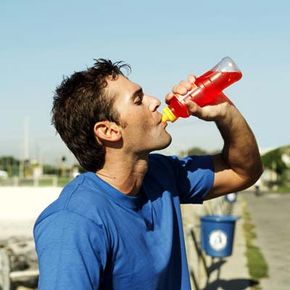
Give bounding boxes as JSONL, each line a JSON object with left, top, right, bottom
{"left": 162, "top": 106, "right": 177, "bottom": 123}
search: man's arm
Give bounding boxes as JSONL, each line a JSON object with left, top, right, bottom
{"left": 167, "top": 76, "right": 263, "bottom": 199}
{"left": 186, "top": 100, "right": 263, "bottom": 199}
{"left": 34, "top": 211, "right": 106, "bottom": 290}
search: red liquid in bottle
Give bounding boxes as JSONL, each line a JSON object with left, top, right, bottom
{"left": 166, "top": 70, "right": 242, "bottom": 119}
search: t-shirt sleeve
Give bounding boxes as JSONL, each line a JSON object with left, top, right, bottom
{"left": 34, "top": 210, "right": 107, "bottom": 290}
{"left": 171, "top": 155, "right": 214, "bottom": 204}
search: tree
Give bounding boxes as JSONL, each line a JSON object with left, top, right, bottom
{"left": 261, "top": 146, "right": 290, "bottom": 186}
{"left": 0, "top": 156, "right": 20, "bottom": 176}
{"left": 179, "top": 147, "right": 208, "bottom": 157}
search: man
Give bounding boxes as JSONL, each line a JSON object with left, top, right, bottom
{"left": 34, "top": 59, "right": 263, "bottom": 289}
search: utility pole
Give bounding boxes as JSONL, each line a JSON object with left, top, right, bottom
{"left": 19, "top": 117, "right": 30, "bottom": 178}
{"left": 24, "top": 116, "right": 29, "bottom": 161}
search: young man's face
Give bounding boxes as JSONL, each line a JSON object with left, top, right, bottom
{"left": 107, "top": 75, "right": 172, "bottom": 154}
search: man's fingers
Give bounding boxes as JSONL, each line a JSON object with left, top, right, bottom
{"left": 165, "top": 92, "right": 174, "bottom": 104}
{"left": 172, "top": 83, "right": 188, "bottom": 95}
{"left": 185, "top": 99, "right": 215, "bottom": 120}
{"left": 165, "top": 75, "right": 197, "bottom": 104}
{"left": 188, "top": 74, "right": 196, "bottom": 84}
{"left": 185, "top": 100, "right": 202, "bottom": 117}
{"left": 185, "top": 100, "right": 229, "bottom": 121}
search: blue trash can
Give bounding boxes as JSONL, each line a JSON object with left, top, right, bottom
{"left": 200, "top": 215, "right": 239, "bottom": 257}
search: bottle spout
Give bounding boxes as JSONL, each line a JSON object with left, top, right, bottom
{"left": 162, "top": 106, "right": 177, "bottom": 123}
{"left": 162, "top": 114, "right": 169, "bottom": 123}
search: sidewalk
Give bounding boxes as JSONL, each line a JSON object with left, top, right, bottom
{"left": 205, "top": 198, "right": 253, "bottom": 289}
{"left": 182, "top": 197, "right": 254, "bottom": 290}
{"left": 244, "top": 192, "right": 290, "bottom": 290}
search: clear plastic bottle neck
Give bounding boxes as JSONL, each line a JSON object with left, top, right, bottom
{"left": 211, "top": 56, "right": 241, "bottom": 73}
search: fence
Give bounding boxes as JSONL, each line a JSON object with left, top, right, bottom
{"left": 0, "top": 176, "right": 71, "bottom": 187}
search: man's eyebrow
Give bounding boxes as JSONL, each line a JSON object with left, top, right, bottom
{"left": 132, "top": 87, "right": 144, "bottom": 99}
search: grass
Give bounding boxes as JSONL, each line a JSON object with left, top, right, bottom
{"left": 242, "top": 201, "right": 269, "bottom": 288}
{"left": 276, "top": 185, "right": 290, "bottom": 193}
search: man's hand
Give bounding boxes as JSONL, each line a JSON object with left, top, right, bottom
{"left": 166, "top": 74, "right": 196, "bottom": 104}
{"left": 166, "top": 74, "right": 233, "bottom": 122}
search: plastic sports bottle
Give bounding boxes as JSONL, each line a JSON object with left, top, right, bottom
{"left": 162, "top": 57, "right": 242, "bottom": 123}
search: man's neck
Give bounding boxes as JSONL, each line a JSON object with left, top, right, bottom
{"left": 96, "top": 153, "right": 149, "bottom": 196}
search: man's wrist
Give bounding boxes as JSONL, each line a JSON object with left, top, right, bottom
{"left": 214, "top": 102, "right": 236, "bottom": 124}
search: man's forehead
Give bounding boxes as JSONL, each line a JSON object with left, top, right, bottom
{"left": 105, "top": 75, "right": 140, "bottom": 99}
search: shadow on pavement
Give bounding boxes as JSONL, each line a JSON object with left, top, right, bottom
{"left": 207, "top": 259, "right": 226, "bottom": 275}
{"left": 205, "top": 278, "right": 259, "bottom": 290}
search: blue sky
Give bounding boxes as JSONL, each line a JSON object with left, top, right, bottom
{"left": 1, "top": 0, "right": 289, "bottom": 164}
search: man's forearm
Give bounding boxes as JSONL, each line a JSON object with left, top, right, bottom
{"left": 216, "top": 104, "right": 263, "bottom": 185}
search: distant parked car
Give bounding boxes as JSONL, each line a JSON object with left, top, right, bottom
{"left": 0, "top": 170, "right": 8, "bottom": 179}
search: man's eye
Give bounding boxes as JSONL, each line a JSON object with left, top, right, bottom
{"left": 135, "top": 95, "right": 143, "bottom": 105}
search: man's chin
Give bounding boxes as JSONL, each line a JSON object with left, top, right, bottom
{"left": 156, "top": 136, "right": 172, "bottom": 151}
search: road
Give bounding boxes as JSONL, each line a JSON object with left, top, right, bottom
{"left": 244, "top": 192, "right": 290, "bottom": 290}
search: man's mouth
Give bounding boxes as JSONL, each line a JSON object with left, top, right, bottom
{"left": 158, "top": 111, "right": 165, "bottom": 122}
{"left": 159, "top": 118, "right": 168, "bottom": 128}
{"left": 157, "top": 112, "right": 168, "bottom": 128}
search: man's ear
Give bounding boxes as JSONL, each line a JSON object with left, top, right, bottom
{"left": 93, "top": 121, "right": 122, "bottom": 144}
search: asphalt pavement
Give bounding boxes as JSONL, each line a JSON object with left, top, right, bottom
{"left": 182, "top": 196, "right": 254, "bottom": 290}
{"left": 243, "top": 191, "right": 290, "bottom": 290}
{"left": 193, "top": 191, "right": 290, "bottom": 290}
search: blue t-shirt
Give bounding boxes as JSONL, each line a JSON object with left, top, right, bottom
{"left": 34, "top": 154, "right": 214, "bottom": 290}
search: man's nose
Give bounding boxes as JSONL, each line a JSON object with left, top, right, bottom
{"left": 147, "top": 95, "right": 161, "bottom": 112}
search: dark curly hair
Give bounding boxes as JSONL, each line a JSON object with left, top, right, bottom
{"left": 52, "top": 59, "right": 131, "bottom": 172}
